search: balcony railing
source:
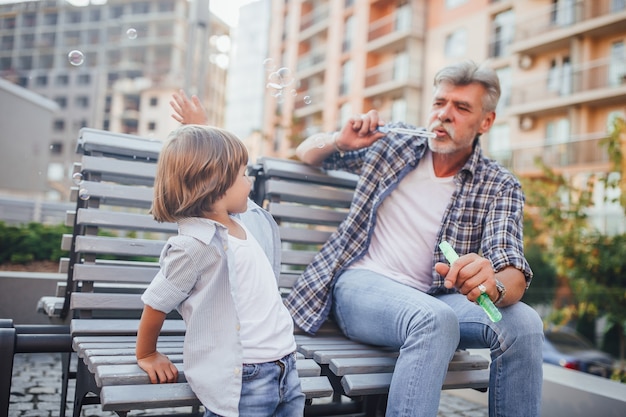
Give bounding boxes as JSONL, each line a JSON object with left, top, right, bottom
{"left": 296, "top": 48, "right": 326, "bottom": 72}
{"left": 510, "top": 58, "right": 626, "bottom": 107}
{"left": 368, "top": 9, "right": 413, "bottom": 43}
{"left": 495, "top": 133, "right": 610, "bottom": 173}
{"left": 300, "top": 4, "right": 329, "bottom": 32}
{"left": 515, "top": 0, "right": 626, "bottom": 43}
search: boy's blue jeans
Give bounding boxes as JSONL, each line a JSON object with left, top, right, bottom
{"left": 203, "top": 352, "right": 304, "bottom": 417}
{"left": 332, "top": 268, "right": 544, "bottom": 417}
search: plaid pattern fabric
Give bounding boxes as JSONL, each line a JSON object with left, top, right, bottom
{"left": 285, "top": 123, "right": 533, "bottom": 334}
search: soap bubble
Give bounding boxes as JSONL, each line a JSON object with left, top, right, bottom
{"left": 262, "top": 58, "right": 276, "bottom": 72}
{"left": 72, "top": 172, "right": 84, "bottom": 185}
{"left": 68, "top": 50, "right": 85, "bottom": 66}
{"left": 126, "top": 28, "right": 137, "bottom": 40}
{"left": 78, "top": 188, "right": 90, "bottom": 201}
{"left": 303, "top": 96, "right": 312, "bottom": 105}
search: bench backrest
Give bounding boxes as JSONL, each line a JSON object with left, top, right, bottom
{"left": 63, "top": 129, "right": 358, "bottom": 323}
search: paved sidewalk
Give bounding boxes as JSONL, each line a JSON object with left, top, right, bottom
{"left": 8, "top": 352, "right": 489, "bottom": 417}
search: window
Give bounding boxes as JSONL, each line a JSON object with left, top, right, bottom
{"left": 487, "top": 123, "right": 511, "bottom": 165}
{"left": 54, "top": 96, "right": 67, "bottom": 108}
{"left": 41, "top": 32, "right": 56, "bottom": 47}
{"left": 77, "top": 74, "right": 91, "bottom": 85}
{"left": 39, "top": 55, "right": 54, "bottom": 69}
{"left": 158, "top": 1, "right": 175, "bottom": 12}
{"left": 110, "top": 6, "right": 124, "bottom": 19}
{"left": 545, "top": 118, "right": 570, "bottom": 145}
{"left": 609, "top": 41, "right": 625, "bottom": 86}
{"left": 551, "top": 0, "right": 575, "bottom": 26}
{"left": 43, "top": 13, "right": 57, "bottom": 26}
{"left": 0, "top": 57, "right": 11, "bottom": 71}
{"left": 132, "top": 2, "right": 150, "bottom": 14}
{"left": 35, "top": 75, "right": 48, "bottom": 87}
{"left": 339, "top": 60, "right": 352, "bottom": 96}
{"left": 90, "top": 9, "right": 101, "bottom": 21}
{"left": 445, "top": 28, "right": 467, "bottom": 58}
{"left": 21, "top": 34, "right": 35, "bottom": 49}
{"left": 49, "top": 142, "right": 63, "bottom": 155}
{"left": 496, "top": 66, "right": 511, "bottom": 111}
{"left": 547, "top": 57, "right": 571, "bottom": 96}
{"left": 53, "top": 119, "right": 65, "bottom": 131}
{"left": 47, "top": 163, "right": 64, "bottom": 182}
{"left": 446, "top": 0, "right": 468, "bottom": 8}
{"left": 56, "top": 75, "right": 69, "bottom": 86}
{"left": 64, "top": 31, "right": 81, "bottom": 47}
{"left": 1, "top": 35, "right": 14, "bottom": 49}
{"left": 148, "top": 121, "right": 156, "bottom": 131}
{"left": 75, "top": 96, "right": 89, "bottom": 107}
{"left": 395, "top": 51, "right": 410, "bottom": 79}
{"left": 391, "top": 98, "right": 407, "bottom": 121}
{"left": 149, "top": 97, "right": 158, "bottom": 106}
{"left": 491, "top": 9, "right": 514, "bottom": 58}
{"left": 66, "top": 11, "right": 81, "bottom": 24}
{"left": 19, "top": 56, "right": 33, "bottom": 70}
{"left": 22, "top": 13, "right": 36, "bottom": 27}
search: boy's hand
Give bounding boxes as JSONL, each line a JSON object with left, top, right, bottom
{"left": 170, "top": 89, "right": 209, "bottom": 125}
{"left": 137, "top": 351, "right": 179, "bottom": 384}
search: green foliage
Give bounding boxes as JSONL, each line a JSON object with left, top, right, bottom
{"left": 0, "top": 221, "right": 71, "bottom": 264}
{"left": 519, "top": 116, "right": 626, "bottom": 363}
{"left": 522, "top": 242, "right": 557, "bottom": 305}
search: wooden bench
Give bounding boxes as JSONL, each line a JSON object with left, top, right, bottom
{"left": 48, "top": 128, "right": 488, "bottom": 417}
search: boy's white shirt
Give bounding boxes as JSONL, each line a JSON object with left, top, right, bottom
{"left": 141, "top": 199, "right": 288, "bottom": 417}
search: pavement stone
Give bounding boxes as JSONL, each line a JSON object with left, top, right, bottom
{"left": 8, "top": 352, "right": 488, "bottom": 417}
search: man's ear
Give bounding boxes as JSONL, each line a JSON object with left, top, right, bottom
{"left": 478, "top": 111, "right": 496, "bottom": 134}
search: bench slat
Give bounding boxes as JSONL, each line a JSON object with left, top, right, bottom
{"left": 71, "top": 319, "right": 185, "bottom": 336}
{"left": 100, "top": 377, "right": 333, "bottom": 411}
{"left": 74, "top": 235, "right": 164, "bottom": 257}
{"left": 80, "top": 155, "right": 157, "bottom": 186}
{"left": 76, "top": 209, "right": 176, "bottom": 233}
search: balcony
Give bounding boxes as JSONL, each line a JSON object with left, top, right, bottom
{"left": 496, "top": 132, "right": 611, "bottom": 175}
{"left": 299, "top": 4, "right": 329, "bottom": 40}
{"left": 363, "top": 59, "right": 421, "bottom": 98}
{"left": 296, "top": 48, "right": 326, "bottom": 74}
{"left": 508, "top": 58, "right": 626, "bottom": 117}
{"left": 367, "top": 9, "right": 422, "bottom": 53}
{"left": 294, "top": 85, "right": 324, "bottom": 118}
{"left": 511, "top": 0, "right": 626, "bottom": 55}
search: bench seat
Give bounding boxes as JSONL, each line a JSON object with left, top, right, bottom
{"left": 44, "top": 129, "right": 490, "bottom": 417}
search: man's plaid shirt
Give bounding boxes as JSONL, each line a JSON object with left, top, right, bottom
{"left": 285, "top": 123, "right": 533, "bottom": 334}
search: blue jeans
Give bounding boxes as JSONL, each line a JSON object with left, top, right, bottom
{"left": 332, "top": 269, "right": 543, "bottom": 417}
{"left": 203, "top": 352, "right": 305, "bottom": 417}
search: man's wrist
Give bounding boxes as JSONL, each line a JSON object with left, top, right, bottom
{"left": 332, "top": 132, "right": 346, "bottom": 157}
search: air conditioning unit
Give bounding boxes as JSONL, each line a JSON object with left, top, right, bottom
{"left": 519, "top": 116, "right": 535, "bottom": 131}
{"left": 519, "top": 54, "right": 533, "bottom": 70}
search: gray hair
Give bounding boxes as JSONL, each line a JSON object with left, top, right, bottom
{"left": 433, "top": 60, "right": 501, "bottom": 113}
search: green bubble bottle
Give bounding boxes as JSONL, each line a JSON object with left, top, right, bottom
{"left": 438, "top": 241, "right": 502, "bottom": 323}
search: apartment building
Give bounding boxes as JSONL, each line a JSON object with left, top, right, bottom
{"left": 264, "top": 0, "right": 625, "bottom": 231}
{"left": 0, "top": 0, "right": 229, "bottom": 200}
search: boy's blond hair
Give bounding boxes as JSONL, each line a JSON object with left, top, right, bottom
{"left": 152, "top": 125, "right": 248, "bottom": 223}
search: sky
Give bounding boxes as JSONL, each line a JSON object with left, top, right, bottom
{"left": 0, "top": 0, "right": 258, "bottom": 27}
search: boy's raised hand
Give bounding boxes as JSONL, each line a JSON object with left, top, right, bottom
{"left": 170, "top": 89, "right": 209, "bottom": 125}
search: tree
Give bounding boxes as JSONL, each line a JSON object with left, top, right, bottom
{"left": 521, "top": 116, "right": 626, "bottom": 366}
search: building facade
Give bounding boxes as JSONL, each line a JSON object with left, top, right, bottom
{"left": 263, "top": 0, "right": 625, "bottom": 232}
{"left": 0, "top": 0, "right": 230, "bottom": 200}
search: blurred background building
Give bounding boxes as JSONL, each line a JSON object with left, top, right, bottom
{"left": 0, "top": 0, "right": 230, "bottom": 202}
{"left": 0, "top": 0, "right": 624, "bottom": 231}
{"left": 261, "top": 0, "right": 626, "bottom": 233}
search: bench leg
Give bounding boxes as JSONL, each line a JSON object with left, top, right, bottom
{"left": 59, "top": 351, "right": 74, "bottom": 417}
{"left": 0, "top": 320, "right": 16, "bottom": 417}
{"left": 72, "top": 358, "right": 100, "bottom": 417}
{"left": 364, "top": 394, "right": 387, "bottom": 417}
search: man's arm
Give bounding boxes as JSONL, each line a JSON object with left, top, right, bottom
{"left": 296, "top": 110, "right": 385, "bottom": 166}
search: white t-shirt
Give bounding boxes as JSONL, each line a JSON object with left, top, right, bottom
{"left": 229, "top": 220, "right": 296, "bottom": 363}
{"left": 350, "top": 150, "right": 455, "bottom": 291}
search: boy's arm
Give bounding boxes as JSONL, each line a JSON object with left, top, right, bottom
{"left": 136, "top": 305, "right": 179, "bottom": 383}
